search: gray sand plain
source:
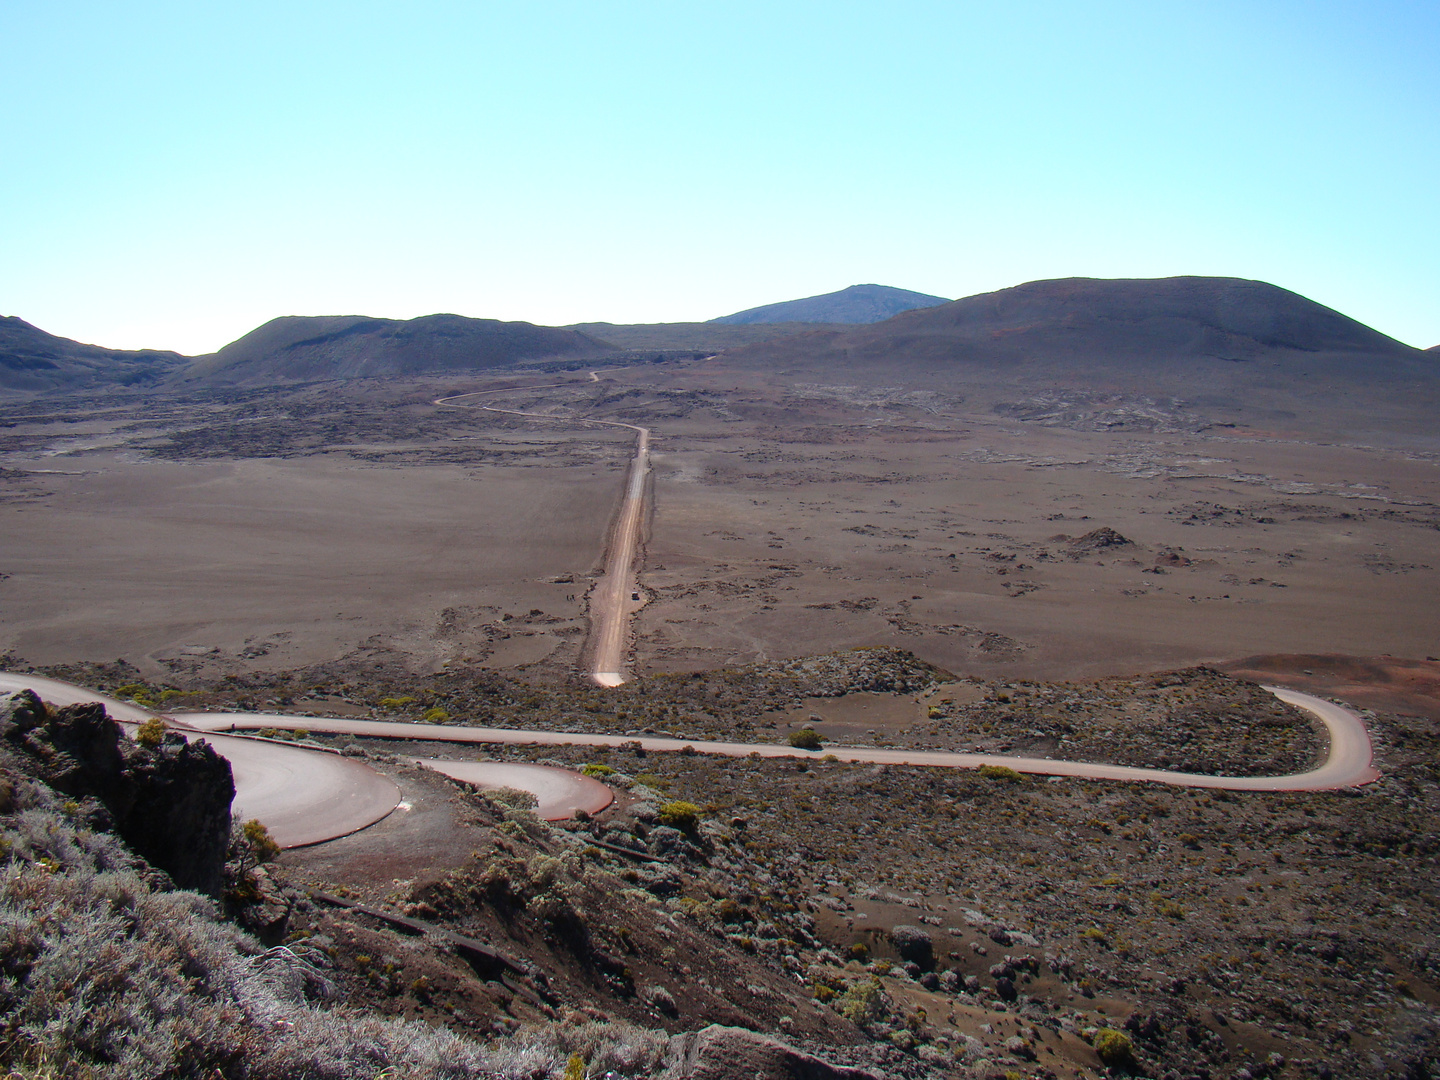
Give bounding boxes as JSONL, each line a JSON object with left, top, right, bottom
{"left": 0, "top": 364, "right": 1436, "bottom": 682}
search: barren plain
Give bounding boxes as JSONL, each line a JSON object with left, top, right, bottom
{"left": 2, "top": 362, "right": 1435, "bottom": 684}
{"left": 4, "top": 352, "right": 1440, "bottom": 1077}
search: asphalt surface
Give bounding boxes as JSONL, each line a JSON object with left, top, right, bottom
{"left": 171, "top": 684, "right": 1377, "bottom": 791}
{"left": 412, "top": 758, "right": 614, "bottom": 820}
{"left": 204, "top": 732, "right": 402, "bottom": 848}
{"left": 0, "top": 674, "right": 1381, "bottom": 851}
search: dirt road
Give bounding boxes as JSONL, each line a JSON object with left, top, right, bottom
{"left": 435, "top": 382, "right": 650, "bottom": 686}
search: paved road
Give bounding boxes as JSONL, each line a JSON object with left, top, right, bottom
{"left": 0, "top": 673, "right": 1381, "bottom": 852}
{"left": 0, "top": 673, "right": 160, "bottom": 724}
{"left": 170, "top": 684, "right": 1377, "bottom": 791}
{"left": 435, "top": 381, "right": 650, "bottom": 687}
{"left": 0, "top": 674, "right": 403, "bottom": 848}
{"left": 206, "top": 733, "right": 401, "bottom": 847}
{"left": 413, "top": 759, "right": 614, "bottom": 820}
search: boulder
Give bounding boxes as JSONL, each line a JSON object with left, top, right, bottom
{"left": 890, "top": 924, "right": 934, "bottom": 968}
{"left": 663, "top": 1025, "right": 881, "bottom": 1080}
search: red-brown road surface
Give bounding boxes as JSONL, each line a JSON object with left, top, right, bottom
{"left": 171, "top": 685, "right": 1377, "bottom": 792}
{"left": 0, "top": 675, "right": 1381, "bottom": 848}
{"left": 203, "top": 732, "right": 402, "bottom": 847}
{"left": 0, "top": 674, "right": 403, "bottom": 848}
{"left": 412, "top": 758, "right": 614, "bottom": 820}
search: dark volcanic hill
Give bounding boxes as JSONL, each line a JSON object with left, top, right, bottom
{"left": 0, "top": 316, "right": 187, "bottom": 393}
{"left": 716, "top": 276, "right": 1436, "bottom": 434}
{"left": 178, "top": 314, "right": 616, "bottom": 385}
{"left": 711, "top": 284, "right": 950, "bottom": 325}
{"left": 566, "top": 321, "right": 848, "bottom": 352}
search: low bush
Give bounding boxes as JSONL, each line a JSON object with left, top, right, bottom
{"left": 657, "top": 801, "right": 702, "bottom": 833}
{"left": 788, "top": 728, "right": 823, "bottom": 750}
{"left": 135, "top": 717, "right": 167, "bottom": 748}
{"left": 977, "top": 764, "right": 1024, "bottom": 782}
{"left": 1093, "top": 1026, "right": 1136, "bottom": 1067}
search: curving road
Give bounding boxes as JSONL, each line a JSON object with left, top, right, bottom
{"left": 0, "top": 673, "right": 404, "bottom": 848}
{"left": 435, "top": 381, "right": 650, "bottom": 687}
{"left": 412, "top": 759, "right": 613, "bottom": 819}
{"left": 0, "top": 673, "right": 1381, "bottom": 848}
{"left": 0, "top": 382, "right": 1383, "bottom": 848}
{"left": 169, "top": 684, "right": 1377, "bottom": 792}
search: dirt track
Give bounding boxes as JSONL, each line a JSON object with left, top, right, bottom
{"left": 435, "top": 381, "right": 650, "bottom": 686}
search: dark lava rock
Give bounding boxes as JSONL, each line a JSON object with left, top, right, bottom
{"left": 1, "top": 690, "right": 234, "bottom": 896}
{"left": 890, "top": 924, "right": 934, "bottom": 969}
{"left": 663, "top": 1024, "right": 882, "bottom": 1080}
{"left": 1064, "top": 526, "right": 1135, "bottom": 557}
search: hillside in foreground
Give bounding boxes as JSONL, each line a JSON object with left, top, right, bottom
{"left": 10, "top": 649, "right": 1439, "bottom": 1078}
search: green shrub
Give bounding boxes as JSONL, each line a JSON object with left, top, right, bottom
{"left": 978, "top": 764, "right": 1023, "bottom": 782}
{"left": 1093, "top": 1027, "right": 1135, "bottom": 1067}
{"left": 658, "top": 801, "right": 702, "bottom": 833}
{"left": 422, "top": 707, "right": 449, "bottom": 723}
{"left": 135, "top": 717, "right": 167, "bottom": 748}
{"left": 242, "top": 818, "right": 280, "bottom": 865}
{"left": 581, "top": 763, "right": 615, "bottom": 778}
{"left": 1151, "top": 892, "right": 1185, "bottom": 919}
{"left": 836, "top": 976, "right": 886, "bottom": 1025}
{"left": 113, "top": 682, "right": 157, "bottom": 708}
{"left": 378, "top": 696, "right": 415, "bottom": 710}
{"left": 788, "top": 728, "right": 823, "bottom": 750}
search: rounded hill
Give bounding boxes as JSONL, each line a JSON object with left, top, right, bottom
{"left": 177, "top": 314, "right": 615, "bottom": 385}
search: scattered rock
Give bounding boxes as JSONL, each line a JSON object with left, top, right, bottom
{"left": 662, "top": 1025, "right": 882, "bottom": 1080}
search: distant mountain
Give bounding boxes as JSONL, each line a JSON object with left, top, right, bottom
{"left": 0, "top": 316, "right": 187, "bottom": 393}
{"left": 716, "top": 276, "right": 1435, "bottom": 430}
{"left": 177, "top": 314, "right": 615, "bottom": 385}
{"left": 710, "top": 284, "right": 950, "bottom": 325}
{"left": 722, "top": 276, "right": 1422, "bottom": 369}
{"left": 566, "top": 321, "right": 846, "bottom": 352}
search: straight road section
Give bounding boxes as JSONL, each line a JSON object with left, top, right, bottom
{"left": 434, "top": 382, "right": 650, "bottom": 686}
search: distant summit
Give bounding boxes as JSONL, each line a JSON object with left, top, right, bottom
{"left": 711, "top": 284, "right": 950, "bottom": 326}
{"left": 722, "top": 276, "right": 1422, "bottom": 369}
{"left": 716, "top": 276, "right": 1436, "bottom": 428}
{"left": 177, "top": 314, "right": 613, "bottom": 385}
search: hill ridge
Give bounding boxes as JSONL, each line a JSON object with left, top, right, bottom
{"left": 711, "top": 283, "right": 950, "bottom": 326}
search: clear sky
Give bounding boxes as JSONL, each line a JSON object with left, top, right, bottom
{"left": 3, "top": 1, "right": 1437, "bottom": 354}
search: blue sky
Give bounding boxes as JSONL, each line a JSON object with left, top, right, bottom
{"left": 3, "top": 1, "right": 1437, "bottom": 353}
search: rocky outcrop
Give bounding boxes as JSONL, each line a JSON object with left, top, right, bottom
{"left": 890, "top": 925, "right": 934, "bottom": 969}
{"left": 663, "top": 1025, "right": 882, "bottom": 1080}
{"left": 0, "top": 690, "right": 234, "bottom": 895}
